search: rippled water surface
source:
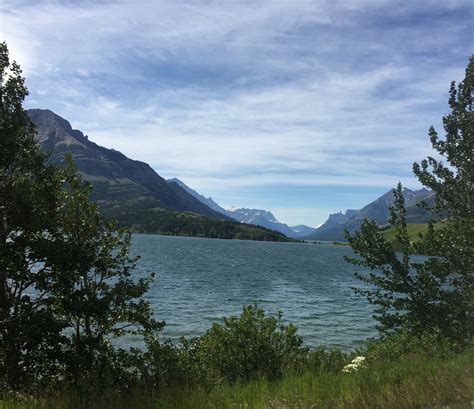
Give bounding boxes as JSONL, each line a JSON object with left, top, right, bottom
{"left": 129, "top": 234, "right": 377, "bottom": 350}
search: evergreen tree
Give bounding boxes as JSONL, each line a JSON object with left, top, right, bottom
{"left": 412, "top": 55, "right": 473, "bottom": 340}
{"left": 346, "top": 56, "right": 474, "bottom": 341}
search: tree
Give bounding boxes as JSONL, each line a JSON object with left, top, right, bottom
{"left": 0, "top": 41, "right": 161, "bottom": 390}
{"left": 47, "top": 164, "right": 163, "bottom": 386}
{"left": 0, "top": 41, "right": 66, "bottom": 389}
{"left": 346, "top": 56, "right": 474, "bottom": 341}
{"left": 412, "top": 55, "right": 473, "bottom": 340}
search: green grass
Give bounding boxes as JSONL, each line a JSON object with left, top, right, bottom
{"left": 2, "top": 349, "right": 473, "bottom": 409}
{"left": 331, "top": 223, "right": 445, "bottom": 248}
{"left": 382, "top": 223, "right": 430, "bottom": 243}
{"left": 382, "top": 222, "right": 447, "bottom": 251}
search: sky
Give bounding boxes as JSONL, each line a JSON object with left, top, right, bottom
{"left": 1, "top": 0, "right": 472, "bottom": 227}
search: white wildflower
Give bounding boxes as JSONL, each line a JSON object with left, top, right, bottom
{"left": 342, "top": 356, "right": 366, "bottom": 373}
{"left": 352, "top": 356, "right": 365, "bottom": 365}
{"left": 342, "top": 363, "right": 357, "bottom": 373}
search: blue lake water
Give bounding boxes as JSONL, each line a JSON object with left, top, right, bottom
{"left": 129, "top": 234, "right": 378, "bottom": 351}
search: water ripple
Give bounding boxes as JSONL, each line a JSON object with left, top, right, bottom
{"left": 128, "top": 234, "right": 378, "bottom": 351}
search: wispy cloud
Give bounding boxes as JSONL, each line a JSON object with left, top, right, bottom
{"left": 1, "top": 0, "right": 472, "bottom": 225}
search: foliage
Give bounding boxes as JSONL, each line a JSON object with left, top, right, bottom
{"left": 0, "top": 41, "right": 67, "bottom": 390}
{"left": 178, "top": 305, "right": 306, "bottom": 385}
{"left": 123, "top": 336, "right": 189, "bottom": 391}
{"left": 0, "top": 41, "right": 160, "bottom": 391}
{"left": 359, "top": 330, "right": 465, "bottom": 363}
{"left": 2, "top": 346, "right": 473, "bottom": 408}
{"left": 412, "top": 55, "right": 474, "bottom": 340}
{"left": 77, "top": 306, "right": 341, "bottom": 390}
{"left": 346, "top": 56, "right": 474, "bottom": 342}
{"left": 303, "top": 346, "right": 348, "bottom": 374}
{"left": 47, "top": 163, "right": 163, "bottom": 387}
{"left": 346, "top": 184, "right": 448, "bottom": 335}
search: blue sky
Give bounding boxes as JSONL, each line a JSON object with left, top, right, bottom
{"left": 1, "top": 0, "right": 472, "bottom": 226}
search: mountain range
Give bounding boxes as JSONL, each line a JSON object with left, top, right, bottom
{"left": 28, "top": 109, "right": 291, "bottom": 242}
{"left": 306, "top": 187, "right": 434, "bottom": 241}
{"left": 28, "top": 109, "right": 228, "bottom": 219}
{"left": 167, "top": 178, "right": 317, "bottom": 238}
{"left": 28, "top": 108, "right": 435, "bottom": 242}
{"left": 166, "top": 178, "right": 435, "bottom": 241}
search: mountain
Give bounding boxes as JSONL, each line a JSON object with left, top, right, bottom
{"left": 28, "top": 109, "right": 293, "bottom": 242}
{"left": 28, "top": 109, "right": 228, "bottom": 220}
{"left": 224, "top": 207, "right": 294, "bottom": 237}
{"left": 218, "top": 207, "right": 317, "bottom": 239}
{"left": 290, "top": 225, "right": 318, "bottom": 238}
{"left": 167, "top": 178, "right": 228, "bottom": 215}
{"left": 305, "top": 188, "right": 434, "bottom": 241}
{"left": 166, "top": 178, "right": 316, "bottom": 238}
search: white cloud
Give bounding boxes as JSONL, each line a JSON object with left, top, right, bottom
{"left": 1, "top": 0, "right": 471, "bottom": 225}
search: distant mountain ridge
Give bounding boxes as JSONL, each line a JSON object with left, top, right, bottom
{"left": 167, "top": 178, "right": 228, "bottom": 215}
{"left": 29, "top": 109, "right": 432, "bottom": 243}
{"left": 305, "top": 187, "right": 434, "bottom": 241}
{"left": 28, "top": 109, "right": 228, "bottom": 220}
{"left": 166, "top": 178, "right": 317, "bottom": 238}
{"left": 224, "top": 208, "right": 314, "bottom": 238}
{"left": 28, "top": 109, "right": 296, "bottom": 242}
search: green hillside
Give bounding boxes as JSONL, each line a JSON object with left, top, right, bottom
{"left": 108, "top": 207, "right": 295, "bottom": 242}
{"left": 382, "top": 223, "right": 430, "bottom": 243}
{"left": 382, "top": 222, "right": 446, "bottom": 250}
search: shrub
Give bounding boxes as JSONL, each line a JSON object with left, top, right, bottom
{"left": 180, "top": 305, "right": 306, "bottom": 384}
{"left": 358, "top": 330, "right": 466, "bottom": 363}
{"left": 135, "top": 336, "right": 187, "bottom": 389}
{"left": 304, "top": 346, "right": 349, "bottom": 374}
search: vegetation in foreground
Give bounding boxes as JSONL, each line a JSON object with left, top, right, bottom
{"left": 1, "top": 41, "right": 472, "bottom": 408}
{"left": 0, "top": 314, "right": 473, "bottom": 409}
{"left": 1, "top": 345, "right": 473, "bottom": 408}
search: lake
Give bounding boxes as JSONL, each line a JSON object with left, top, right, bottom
{"left": 129, "top": 234, "right": 378, "bottom": 351}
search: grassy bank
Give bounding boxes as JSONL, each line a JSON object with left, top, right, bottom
{"left": 3, "top": 348, "right": 473, "bottom": 409}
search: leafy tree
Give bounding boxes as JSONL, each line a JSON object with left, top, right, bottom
{"left": 0, "top": 41, "right": 66, "bottom": 389}
{"left": 47, "top": 164, "right": 163, "bottom": 386}
{"left": 0, "top": 41, "right": 161, "bottom": 390}
{"left": 346, "top": 183, "right": 449, "bottom": 335}
{"left": 346, "top": 56, "right": 473, "bottom": 341}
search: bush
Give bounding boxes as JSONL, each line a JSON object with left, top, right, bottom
{"left": 358, "top": 330, "right": 466, "bottom": 363}
{"left": 179, "top": 305, "right": 306, "bottom": 384}
{"left": 135, "top": 337, "right": 188, "bottom": 389}
{"left": 304, "top": 346, "right": 349, "bottom": 374}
